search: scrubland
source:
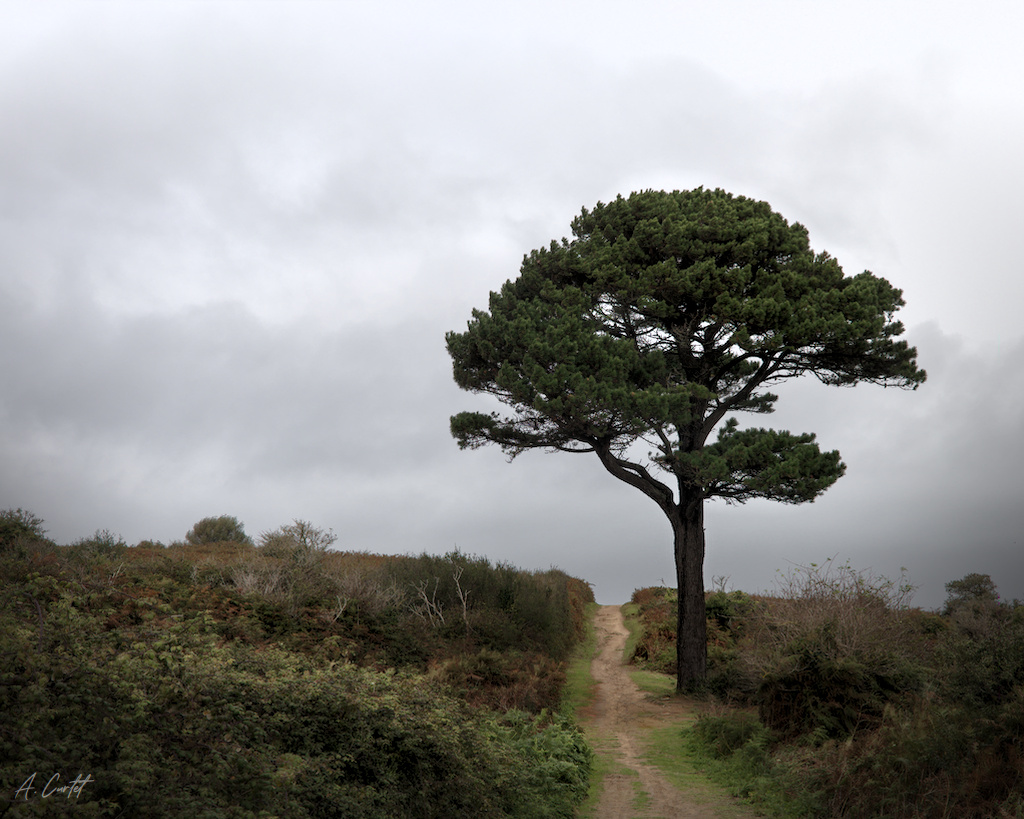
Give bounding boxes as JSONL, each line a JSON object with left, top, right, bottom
{"left": 629, "top": 561, "right": 1024, "bottom": 818}
{"left": 8, "top": 506, "right": 1019, "bottom": 818}
{"left": 0, "top": 511, "right": 594, "bottom": 818}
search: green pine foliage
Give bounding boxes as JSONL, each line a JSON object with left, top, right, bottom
{"left": 0, "top": 511, "right": 594, "bottom": 818}
{"left": 448, "top": 188, "right": 925, "bottom": 689}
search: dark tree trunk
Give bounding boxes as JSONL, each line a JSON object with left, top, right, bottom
{"left": 673, "top": 489, "right": 707, "bottom": 690}
{"left": 590, "top": 440, "right": 708, "bottom": 690}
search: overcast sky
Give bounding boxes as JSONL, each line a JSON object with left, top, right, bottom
{"left": 3, "top": 1, "right": 1023, "bottom": 608}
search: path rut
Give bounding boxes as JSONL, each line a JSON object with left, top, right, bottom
{"left": 581, "top": 605, "right": 760, "bottom": 819}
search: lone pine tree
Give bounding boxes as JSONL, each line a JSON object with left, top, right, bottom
{"left": 446, "top": 188, "right": 925, "bottom": 689}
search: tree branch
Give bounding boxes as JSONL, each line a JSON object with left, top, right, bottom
{"left": 593, "top": 439, "right": 677, "bottom": 520}
{"left": 700, "top": 354, "right": 783, "bottom": 442}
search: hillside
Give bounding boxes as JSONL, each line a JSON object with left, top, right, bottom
{"left": 627, "top": 561, "right": 1024, "bottom": 818}
{"left": 9, "top": 509, "right": 1022, "bottom": 818}
{"left": 0, "top": 511, "right": 594, "bottom": 818}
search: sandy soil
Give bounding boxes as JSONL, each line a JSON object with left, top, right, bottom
{"left": 581, "top": 605, "right": 761, "bottom": 819}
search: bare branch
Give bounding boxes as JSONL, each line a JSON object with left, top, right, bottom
{"left": 451, "top": 563, "right": 472, "bottom": 635}
{"left": 411, "top": 578, "right": 445, "bottom": 628}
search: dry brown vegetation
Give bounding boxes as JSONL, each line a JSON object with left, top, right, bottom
{"left": 630, "top": 560, "right": 1024, "bottom": 818}
{"left": 1, "top": 511, "right": 595, "bottom": 818}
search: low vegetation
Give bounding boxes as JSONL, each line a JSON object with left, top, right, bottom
{"left": 1, "top": 509, "right": 594, "bottom": 818}
{"left": 12, "top": 504, "right": 1017, "bottom": 817}
{"left": 629, "top": 560, "right": 1024, "bottom": 818}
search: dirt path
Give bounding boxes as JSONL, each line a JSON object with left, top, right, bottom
{"left": 581, "top": 605, "right": 760, "bottom": 819}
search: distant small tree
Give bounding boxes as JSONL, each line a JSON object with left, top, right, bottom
{"left": 944, "top": 572, "right": 999, "bottom": 615}
{"left": 447, "top": 188, "right": 926, "bottom": 689}
{"left": 185, "top": 515, "right": 253, "bottom": 546}
{"left": 0, "top": 508, "right": 50, "bottom": 555}
{"left": 259, "top": 520, "right": 336, "bottom": 558}
{"left": 249, "top": 521, "right": 338, "bottom": 611}
{"left": 72, "top": 529, "right": 128, "bottom": 555}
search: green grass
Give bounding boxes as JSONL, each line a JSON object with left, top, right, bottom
{"left": 574, "top": 736, "right": 626, "bottom": 818}
{"left": 621, "top": 601, "right": 641, "bottom": 663}
{"left": 642, "top": 723, "right": 773, "bottom": 819}
{"left": 560, "top": 601, "right": 600, "bottom": 720}
{"left": 621, "top": 603, "right": 771, "bottom": 818}
{"left": 631, "top": 774, "right": 652, "bottom": 813}
{"left": 629, "top": 667, "right": 678, "bottom": 698}
{"left": 673, "top": 718, "right": 816, "bottom": 818}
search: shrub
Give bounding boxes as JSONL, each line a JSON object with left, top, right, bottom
{"left": 226, "top": 520, "right": 344, "bottom": 616}
{"left": 385, "top": 552, "right": 587, "bottom": 661}
{"left": 690, "top": 709, "right": 772, "bottom": 760}
{"left": 259, "top": 519, "right": 337, "bottom": 557}
{"left": 67, "top": 529, "right": 129, "bottom": 560}
{"left": 705, "top": 589, "right": 757, "bottom": 639}
{"left": 627, "top": 567, "right": 1024, "bottom": 817}
{"left": 756, "top": 620, "right": 917, "bottom": 739}
{"left": 741, "top": 562, "right": 927, "bottom": 740}
{"left": 787, "top": 695, "right": 1022, "bottom": 819}
{"left": 944, "top": 572, "right": 999, "bottom": 615}
{"left": 0, "top": 561, "right": 591, "bottom": 818}
{"left": 184, "top": 514, "right": 252, "bottom": 546}
{"left": 496, "top": 710, "right": 593, "bottom": 818}
{"left": 628, "top": 586, "right": 677, "bottom": 673}
{"left": 432, "top": 649, "right": 567, "bottom": 712}
{"left": 695, "top": 570, "right": 1024, "bottom": 817}
{"left": 1, "top": 517, "right": 595, "bottom": 817}
{"left": 682, "top": 709, "right": 810, "bottom": 814}
{"left": 0, "top": 508, "right": 51, "bottom": 556}
{"left": 939, "top": 597, "right": 1024, "bottom": 709}
{"left": 757, "top": 558, "right": 917, "bottom": 657}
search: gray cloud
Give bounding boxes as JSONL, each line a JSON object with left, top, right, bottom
{"left": 2, "top": 2, "right": 1023, "bottom": 609}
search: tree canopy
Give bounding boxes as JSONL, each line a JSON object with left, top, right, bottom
{"left": 447, "top": 188, "right": 925, "bottom": 686}
{"left": 185, "top": 515, "right": 252, "bottom": 546}
{"left": 0, "top": 508, "right": 51, "bottom": 555}
{"left": 945, "top": 572, "right": 1000, "bottom": 614}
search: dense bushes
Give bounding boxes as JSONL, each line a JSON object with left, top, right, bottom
{"left": 630, "top": 563, "right": 1024, "bottom": 817}
{"left": 0, "top": 508, "right": 52, "bottom": 556}
{"left": 743, "top": 562, "right": 925, "bottom": 741}
{"left": 0, "top": 600, "right": 588, "bottom": 817}
{"left": 755, "top": 619, "right": 917, "bottom": 739}
{"left": 0, "top": 511, "right": 594, "bottom": 818}
{"left": 431, "top": 649, "right": 566, "bottom": 712}
{"left": 384, "top": 551, "right": 588, "bottom": 660}
{"left": 185, "top": 514, "right": 253, "bottom": 546}
{"left": 627, "top": 586, "right": 678, "bottom": 673}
